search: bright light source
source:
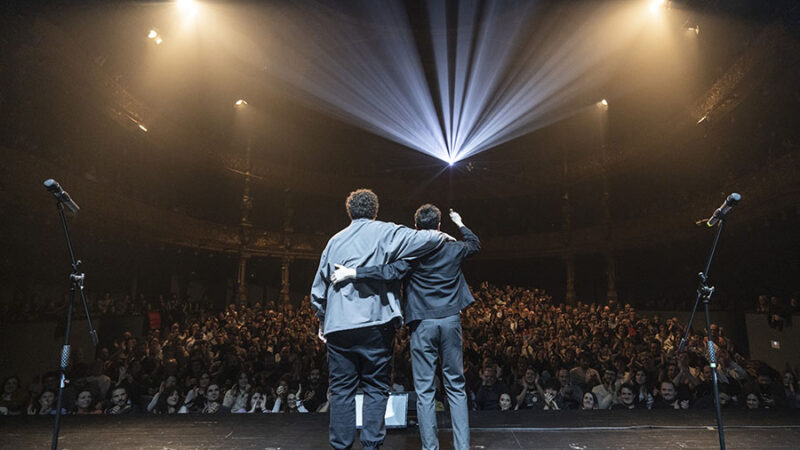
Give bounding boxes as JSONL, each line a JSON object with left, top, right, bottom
{"left": 235, "top": 99, "right": 248, "bottom": 106}
{"left": 697, "top": 115, "right": 707, "bottom": 125}
{"left": 597, "top": 99, "right": 609, "bottom": 111}
{"left": 154, "top": 36, "right": 163, "bottom": 45}
{"left": 264, "top": 2, "right": 641, "bottom": 164}
{"left": 177, "top": 0, "right": 198, "bottom": 19}
{"left": 148, "top": 29, "right": 158, "bottom": 39}
{"left": 138, "top": 124, "right": 148, "bottom": 132}
{"left": 687, "top": 25, "right": 700, "bottom": 35}
{"left": 649, "top": 0, "right": 666, "bottom": 14}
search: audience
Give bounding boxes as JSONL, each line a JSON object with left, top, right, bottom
{"left": 1, "top": 283, "right": 799, "bottom": 417}
{"left": 0, "top": 376, "right": 28, "bottom": 415}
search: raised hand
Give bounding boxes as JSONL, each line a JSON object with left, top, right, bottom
{"left": 449, "top": 209, "right": 464, "bottom": 227}
{"left": 255, "top": 397, "right": 266, "bottom": 410}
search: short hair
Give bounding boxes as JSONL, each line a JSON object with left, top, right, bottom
{"left": 414, "top": 204, "right": 441, "bottom": 230}
{"left": 542, "top": 378, "right": 560, "bottom": 391}
{"left": 346, "top": 189, "right": 379, "bottom": 220}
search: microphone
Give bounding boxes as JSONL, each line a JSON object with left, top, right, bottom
{"left": 43, "top": 179, "right": 80, "bottom": 214}
{"left": 703, "top": 193, "right": 741, "bottom": 227}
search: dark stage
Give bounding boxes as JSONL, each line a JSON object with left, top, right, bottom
{"left": 1, "top": 410, "right": 799, "bottom": 449}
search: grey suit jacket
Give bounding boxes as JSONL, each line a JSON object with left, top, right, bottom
{"left": 355, "top": 226, "right": 480, "bottom": 324}
{"left": 310, "top": 218, "right": 445, "bottom": 335}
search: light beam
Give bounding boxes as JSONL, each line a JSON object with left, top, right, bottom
{"left": 247, "top": 1, "right": 660, "bottom": 163}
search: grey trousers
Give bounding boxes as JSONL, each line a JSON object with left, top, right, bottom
{"left": 410, "top": 314, "right": 470, "bottom": 450}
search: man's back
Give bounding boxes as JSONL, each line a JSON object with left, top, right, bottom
{"left": 352, "top": 224, "right": 479, "bottom": 324}
{"left": 311, "top": 218, "right": 445, "bottom": 334}
{"left": 402, "top": 226, "right": 480, "bottom": 323}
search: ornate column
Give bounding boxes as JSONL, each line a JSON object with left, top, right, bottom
{"left": 280, "top": 256, "right": 292, "bottom": 304}
{"left": 605, "top": 252, "right": 618, "bottom": 302}
{"left": 565, "top": 254, "right": 577, "bottom": 306}
{"left": 236, "top": 253, "right": 250, "bottom": 304}
{"left": 278, "top": 187, "right": 295, "bottom": 304}
{"left": 235, "top": 136, "right": 254, "bottom": 305}
{"left": 600, "top": 144, "right": 618, "bottom": 302}
{"left": 562, "top": 155, "right": 577, "bottom": 305}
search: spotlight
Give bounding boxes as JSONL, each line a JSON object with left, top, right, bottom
{"left": 235, "top": 99, "right": 248, "bottom": 106}
{"left": 148, "top": 29, "right": 163, "bottom": 45}
{"left": 177, "top": 0, "right": 198, "bottom": 19}
{"left": 597, "top": 99, "right": 609, "bottom": 111}
{"left": 649, "top": 0, "right": 667, "bottom": 14}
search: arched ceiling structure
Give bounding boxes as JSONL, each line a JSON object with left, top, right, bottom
{"left": 1, "top": 0, "right": 799, "bottom": 267}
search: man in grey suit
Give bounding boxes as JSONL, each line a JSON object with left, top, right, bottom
{"left": 332, "top": 205, "right": 479, "bottom": 450}
{"left": 310, "top": 189, "right": 446, "bottom": 450}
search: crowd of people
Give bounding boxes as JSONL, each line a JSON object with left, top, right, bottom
{"left": 1, "top": 291, "right": 150, "bottom": 323}
{"left": 756, "top": 294, "right": 799, "bottom": 330}
{"left": 2, "top": 283, "right": 799, "bottom": 417}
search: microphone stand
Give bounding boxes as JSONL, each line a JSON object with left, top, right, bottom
{"left": 678, "top": 215, "right": 727, "bottom": 450}
{"left": 49, "top": 198, "right": 98, "bottom": 450}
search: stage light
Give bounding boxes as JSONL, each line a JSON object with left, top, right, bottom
{"left": 148, "top": 29, "right": 163, "bottom": 45}
{"left": 649, "top": 0, "right": 667, "bottom": 15}
{"left": 177, "top": 0, "right": 198, "bottom": 18}
{"left": 235, "top": 99, "right": 248, "bottom": 106}
{"left": 263, "top": 1, "right": 646, "bottom": 164}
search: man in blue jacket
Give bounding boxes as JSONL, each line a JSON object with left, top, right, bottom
{"left": 311, "top": 189, "right": 446, "bottom": 450}
{"left": 332, "top": 205, "right": 479, "bottom": 450}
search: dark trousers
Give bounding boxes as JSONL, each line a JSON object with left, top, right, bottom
{"left": 326, "top": 323, "right": 395, "bottom": 450}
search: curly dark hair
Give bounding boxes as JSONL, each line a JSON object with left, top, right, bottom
{"left": 153, "top": 388, "right": 184, "bottom": 414}
{"left": 346, "top": 189, "right": 379, "bottom": 220}
{"left": 414, "top": 204, "right": 441, "bottom": 230}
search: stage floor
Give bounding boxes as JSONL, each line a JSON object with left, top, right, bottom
{"left": 1, "top": 409, "right": 799, "bottom": 449}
